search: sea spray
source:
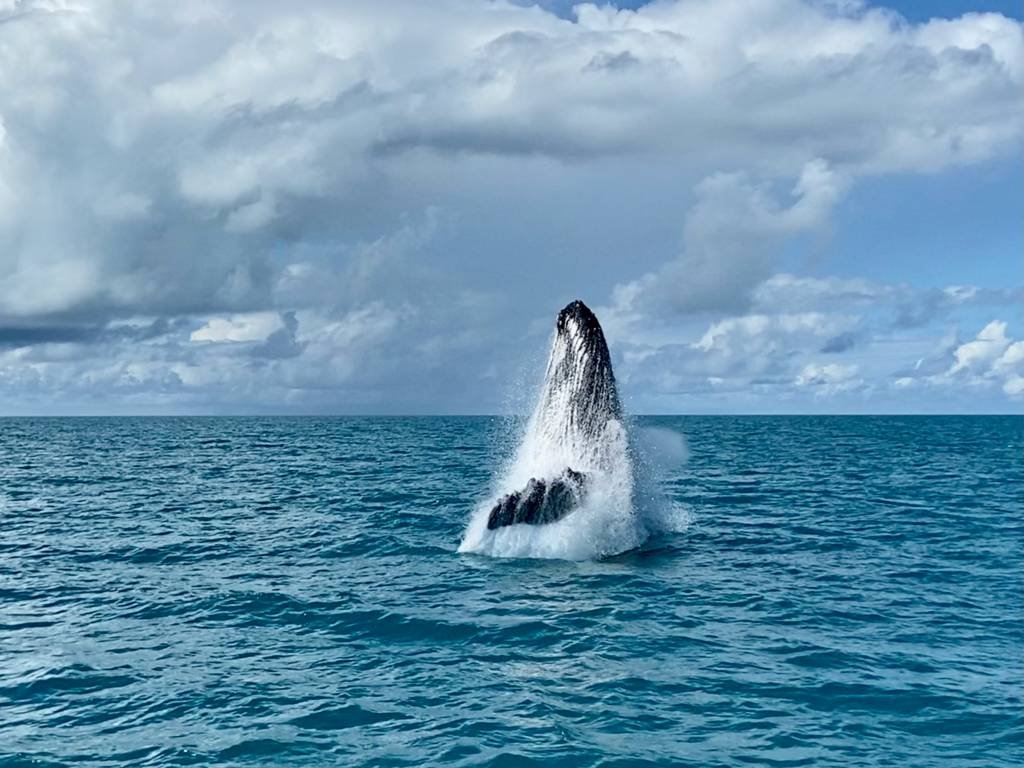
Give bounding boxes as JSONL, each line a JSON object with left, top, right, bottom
{"left": 459, "top": 301, "right": 687, "bottom": 560}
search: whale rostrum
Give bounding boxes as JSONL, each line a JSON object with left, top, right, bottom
{"left": 486, "top": 300, "right": 620, "bottom": 530}
{"left": 543, "top": 299, "right": 621, "bottom": 435}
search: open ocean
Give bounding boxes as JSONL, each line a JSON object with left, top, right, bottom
{"left": 1, "top": 415, "right": 1021, "bottom": 767}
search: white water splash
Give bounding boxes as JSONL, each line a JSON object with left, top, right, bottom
{"left": 459, "top": 322, "right": 689, "bottom": 560}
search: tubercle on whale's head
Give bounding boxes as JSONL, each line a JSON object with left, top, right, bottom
{"left": 556, "top": 299, "right": 601, "bottom": 338}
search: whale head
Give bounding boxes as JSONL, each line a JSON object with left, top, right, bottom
{"left": 539, "top": 299, "right": 621, "bottom": 443}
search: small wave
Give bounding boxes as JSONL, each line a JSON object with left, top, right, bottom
{"left": 0, "top": 663, "right": 135, "bottom": 702}
{"left": 217, "top": 738, "right": 323, "bottom": 760}
{"left": 289, "top": 703, "right": 408, "bottom": 731}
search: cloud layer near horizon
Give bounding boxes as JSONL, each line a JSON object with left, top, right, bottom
{"left": 0, "top": 0, "right": 1021, "bottom": 413}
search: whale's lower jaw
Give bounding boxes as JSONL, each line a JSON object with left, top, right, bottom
{"left": 486, "top": 468, "right": 586, "bottom": 529}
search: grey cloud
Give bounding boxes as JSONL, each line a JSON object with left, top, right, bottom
{"left": 584, "top": 50, "right": 642, "bottom": 72}
{"left": 821, "top": 332, "right": 857, "bottom": 353}
{"left": 606, "top": 159, "right": 849, "bottom": 328}
{"left": 893, "top": 286, "right": 1024, "bottom": 328}
{"left": 251, "top": 312, "right": 304, "bottom": 359}
{"left": 0, "top": 326, "right": 102, "bottom": 347}
{"left": 0, "top": 317, "right": 193, "bottom": 348}
{"left": 753, "top": 274, "right": 898, "bottom": 312}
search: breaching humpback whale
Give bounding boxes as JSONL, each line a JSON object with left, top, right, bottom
{"left": 486, "top": 299, "right": 621, "bottom": 530}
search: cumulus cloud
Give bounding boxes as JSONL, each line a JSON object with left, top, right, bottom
{"left": 0, "top": 0, "right": 1020, "bottom": 411}
{"left": 190, "top": 313, "right": 283, "bottom": 343}
{"left": 1003, "top": 375, "right": 1024, "bottom": 397}
{"left": 893, "top": 285, "right": 1024, "bottom": 328}
{"left": 948, "top": 319, "right": 1011, "bottom": 374}
{"left": 609, "top": 159, "right": 849, "bottom": 325}
{"left": 795, "top": 362, "right": 862, "bottom": 394}
{"left": 611, "top": 309, "right": 866, "bottom": 411}
{"left": 939, "top": 320, "right": 1024, "bottom": 398}
{"left": 882, "top": 319, "right": 1024, "bottom": 403}
{"left": 992, "top": 339, "right": 1024, "bottom": 376}
{"left": 693, "top": 312, "right": 857, "bottom": 359}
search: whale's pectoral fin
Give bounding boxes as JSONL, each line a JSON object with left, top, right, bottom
{"left": 486, "top": 468, "right": 586, "bottom": 529}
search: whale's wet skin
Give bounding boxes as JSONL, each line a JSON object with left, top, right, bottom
{"left": 484, "top": 301, "right": 619, "bottom": 531}
{"left": 460, "top": 300, "right": 681, "bottom": 559}
{"left": 485, "top": 467, "right": 585, "bottom": 530}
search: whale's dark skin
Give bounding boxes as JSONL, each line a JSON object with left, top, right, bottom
{"left": 486, "top": 300, "right": 620, "bottom": 530}
{"left": 547, "top": 299, "right": 622, "bottom": 435}
{"left": 486, "top": 468, "right": 585, "bottom": 530}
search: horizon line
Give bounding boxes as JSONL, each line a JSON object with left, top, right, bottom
{"left": 0, "top": 412, "right": 1018, "bottom": 418}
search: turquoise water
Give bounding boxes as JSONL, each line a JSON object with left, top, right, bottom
{"left": 1, "top": 416, "right": 1021, "bottom": 767}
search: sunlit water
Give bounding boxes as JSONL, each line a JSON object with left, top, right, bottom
{"left": 1, "top": 416, "right": 1020, "bottom": 767}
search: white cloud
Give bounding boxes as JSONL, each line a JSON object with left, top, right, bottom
{"left": 1, "top": 257, "right": 99, "bottom": 318}
{"left": 948, "top": 319, "right": 1010, "bottom": 374}
{"left": 915, "top": 12, "right": 1024, "bottom": 79}
{"left": 610, "top": 308, "right": 864, "bottom": 409}
{"left": 795, "top": 362, "right": 861, "bottom": 393}
{"left": 880, "top": 319, "right": 1024, "bottom": 403}
{"left": 1004, "top": 376, "right": 1024, "bottom": 397}
{"left": 190, "top": 313, "right": 283, "bottom": 343}
{"left": 993, "top": 340, "right": 1024, "bottom": 375}
{"left": 694, "top": 312, "right": 853, "bottom": 355}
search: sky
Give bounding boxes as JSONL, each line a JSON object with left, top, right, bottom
{"left": 0, "top": 0, "right": 1021, "bottom": 415}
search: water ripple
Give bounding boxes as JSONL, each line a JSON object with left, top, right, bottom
{"left": 0, "top": 415, "right": 1020, "bottom": 767}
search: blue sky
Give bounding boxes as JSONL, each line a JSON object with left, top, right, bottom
{"left": 884, "top": 0, "right": 1021, "bottom": 20}
{"left": 534, "top": 0, "right": 1023, "bottom": 21}
{"left": 0, "top": 0, "right": 1020, "bottom": 414}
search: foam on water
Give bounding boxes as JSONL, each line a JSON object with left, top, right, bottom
{"left": 460, "top": 416, "right": 643, "bottom": 559}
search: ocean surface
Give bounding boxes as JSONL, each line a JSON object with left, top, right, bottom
{"left": 1, "top": 415, "right": 1021, "bottom": 767}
